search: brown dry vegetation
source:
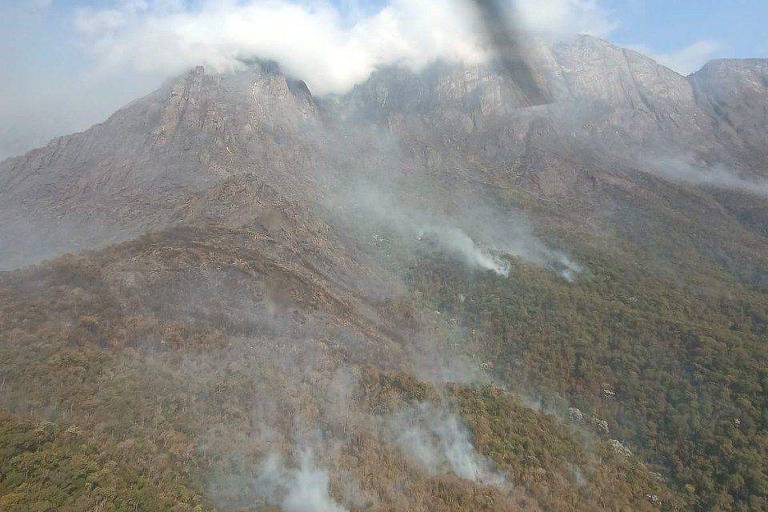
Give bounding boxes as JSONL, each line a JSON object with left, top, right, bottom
{"left": 2, "top": 51, "right": 768, "bottom": 512}
{"left": 0, "top": 224, "right": 681, "bottom": 511}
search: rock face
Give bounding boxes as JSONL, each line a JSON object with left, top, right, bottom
{"left": 609, "top": 439, "right": 633, "bottom": 458}
{"left": 1, "top": 35, "right": 767, "bottom": 512}
{"left": 568, "top": 407, "right": 584, "bottom": 423}
{"left": 1, "top": 37, "right": 767, "bottom": 271}
{"left": 691, "top": 59, "right": 768, "bottom": 163}
{"left": 0, "top": 62, "right": 322, "bottom": 269}
{"left": 340, "top": 36, "right": 766, "bottom": 175}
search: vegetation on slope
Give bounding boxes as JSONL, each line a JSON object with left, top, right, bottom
{"left": 406, "top": 207, "right": 768, "bottom": 511}
{"left": 0, "top": 414, "right": 210, "bottom": 511}
{"left": 0, "top": 226, "right": 681, "bottom": 511}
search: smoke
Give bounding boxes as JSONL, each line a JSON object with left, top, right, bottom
{"left": 651, "top": 158, "right": 768, "bottom": 198}
{"left": 315, "top": 118, "right": 584, "bottom": 282}
{"left": 341, "top": 184, "right": 514, "bottom": 276}
{"left": 329, "top": 182, "right": 581, "bottom": 279}
{"left": 419, "top": 225, "right": 512, "bottom": 276}
{"left": 390, "top": 402, "right": 506, "bottom": 487}
{"left": 256, "top": 451, "right": 347, "bottom": 512}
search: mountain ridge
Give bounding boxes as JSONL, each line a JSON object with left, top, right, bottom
{"left": 1, "top": 34, "right": 767, "bottom": 512}
{"left": 2, "top": 36, "right": 767, "bottom": 273}
{"left": 2, "top": 35, "right": 767, "bottom": 165}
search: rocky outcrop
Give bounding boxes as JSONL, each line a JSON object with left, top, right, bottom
{"left": 338, "top": 36, "right": 767, "bottom": 174}
{"left": 0, "top": 61, "right": 323, "bottom": 269}
{"left": 609, "top": 439, "right": 633, "bottom": 458}
{"left": 691, "top": 59, "right": 768, "bottom": 164}
{"left": 1, "top": 36, "right": 766, "bottom": 270}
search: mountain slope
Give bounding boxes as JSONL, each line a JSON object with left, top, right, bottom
{"left": 0, "top": 225, "right": 683, "bottom": 512}
{"left": 1, "top": 36, "right": 767, "bottom": 511}
{"left": 0, "top": 64, "right": 321, "bottom": 270}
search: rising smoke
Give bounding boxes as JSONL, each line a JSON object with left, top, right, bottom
{"left": 255, "top": 451, "right": 347, "bottom": 512}
{"left": 390, "top": 402, "right": 506, "bottom": 487}
{"left": 317, "top": 122, "right": 583, "bottom": 281}
{"left": 651, "top": 157, "right": 768, "bottom": 198}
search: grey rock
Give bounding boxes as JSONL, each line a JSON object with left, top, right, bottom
{"left": 568, "top": 407, "right": 584, "bottom": 423}
{"left": 609, "top": 439, "right": 632, "bottom": 457}
{"left": 591, "top": 416, "right": 610, "bottom": 435}
{"left": 1, "top": 36, "right": 766, "bottom": 271}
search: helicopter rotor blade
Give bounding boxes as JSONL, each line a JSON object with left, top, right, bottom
{"left": 469, "top": 0, "right": 552, "bottom": 106}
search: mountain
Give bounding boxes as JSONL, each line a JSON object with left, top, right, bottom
{"left": 1, "top": 36, "right": 767, "bottom": 512}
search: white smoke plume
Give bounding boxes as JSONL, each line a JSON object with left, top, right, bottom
{"left": 390, "top": 402, "right": 506, "bottom": 487}
{"left": 255, "top": 451, "right": 348, "bottom": 512}
{"left": 418, "top": 221, "right": 582, "bottom": 280}
{"left": 651, "top": 158, "right": 768, "bottom": 198}
{"left": 331, "top": 183, "right": 581, "bottom": 279}
{"left": 418, "top": 225, "right": 512, "bottom": 276}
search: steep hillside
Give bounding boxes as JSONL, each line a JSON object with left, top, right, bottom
{"left": 0, "top": 226, "right": 681, "bottom": 512}
{"left": 692, "top": 59, "right": 768, "bottom": 163}
{"left": 0, "top": 65, "right": 321, "bottom": 270}
{"left": 1, "top": 36, "right": 767, "bottom": 511}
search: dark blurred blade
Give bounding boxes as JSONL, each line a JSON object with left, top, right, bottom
{"left": 470, "top": 0, "right": 552, "bottom": 106}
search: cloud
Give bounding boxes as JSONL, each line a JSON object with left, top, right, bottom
{"left": 73, "top": 0, "right": 485, "bottom": 95}
{"left": 73, "top": 0, "right": 617, "bottom": 96}
{"left": 630, "top": 40, "right": 722, "bottom": 75}
{"left": 0, "top": 0, "right": 619, "bottom": 160}
{"left": 20, "top": 0, "right": 54, "bottom": 13}
{"left": 0, "top": 1, "right": 165, "bottom": 161}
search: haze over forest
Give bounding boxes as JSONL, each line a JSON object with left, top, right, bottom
{"left": 1, "top": 1, "right": 767, "bottom": 512}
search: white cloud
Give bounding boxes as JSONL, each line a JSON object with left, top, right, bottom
{"left": 630, "top": 40, "right": 722, "bottom": 75}
{"left": 73, "top": 0, "right": 485, "bottom": 95}
{"left": 37, "top": 0, "right": 54, "bottom": 8}
{"left": 72, "top": 0, "right": 618, "bottom": 96}
{"left": 0, "top": 0, "right": 619, "bottom": 160}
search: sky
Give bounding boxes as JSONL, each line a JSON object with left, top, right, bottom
{"left": 0, "top": 0, "right": 766, "bottom": 161}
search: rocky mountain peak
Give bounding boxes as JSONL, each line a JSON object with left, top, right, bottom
{"left": 1, "top": 31, "right": 768, "bottom": 512}
{"left": 1, "top": 36, "right": 767, "bottom": 271}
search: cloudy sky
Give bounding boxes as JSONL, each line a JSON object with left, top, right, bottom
{"left": 1, "top": 0, "right": 766, "bottom": 161}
